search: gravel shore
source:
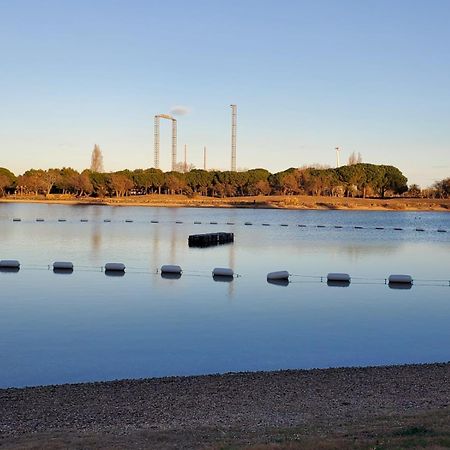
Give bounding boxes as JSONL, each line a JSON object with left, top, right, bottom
{"left": 1, "top": 363, "right": 449, "bottom": 449}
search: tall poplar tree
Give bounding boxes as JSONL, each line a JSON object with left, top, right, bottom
{"left": 90, "top": 144, "right": 104, "bottom": 173}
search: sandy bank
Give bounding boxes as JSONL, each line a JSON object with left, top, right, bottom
{"left": 1, "top": 194, "right": 449, "bottom": 211}
{"left": 1, "top": 363, "right": 449, "bottom": 449}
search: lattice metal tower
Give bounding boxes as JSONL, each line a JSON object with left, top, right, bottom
{"left": 230, "top": 104, "right": 237, "bottom": 171}
{"left": 154, "top": 114, "right": 177, "bottom": 171}
{"left": 171, "top": 119, "right": 177, "bottom": 170}
{"left": 154, "top": 116, "right": 160, "bottom": 168}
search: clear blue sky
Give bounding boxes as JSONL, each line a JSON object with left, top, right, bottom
{"left": 1, "top": 0, "right": 449, "bottom": 186}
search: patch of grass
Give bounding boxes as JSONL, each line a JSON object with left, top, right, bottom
{"left": 393, "top": 425, "right": 433, "bottom": 437}
{"left": 316, "top": 202, "right": 340, "bottom": 209}
{"left": 389, "top": 202, "right": 407, "bottom": 210}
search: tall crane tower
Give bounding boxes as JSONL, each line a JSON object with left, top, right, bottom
{"left": 154, "top": 114, "right": 177, "bottom": 171}
{"left": 230, "top": 104, "right": 237, "bottom": 172}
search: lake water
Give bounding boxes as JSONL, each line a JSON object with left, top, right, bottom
{"left": 0, "top": 203, "right": 449, "bottom": 388}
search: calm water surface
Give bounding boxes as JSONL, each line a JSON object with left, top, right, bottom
{"left": 0, "top": 203, "right": 449, "bottom": 387}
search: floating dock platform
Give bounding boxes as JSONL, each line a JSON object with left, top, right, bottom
{"left": 188, "top": 232, "right": 234, "bottom": 248}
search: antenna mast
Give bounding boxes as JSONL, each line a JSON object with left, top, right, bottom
{"left": 203, "top": 146, "right": 207, "bottom": 170}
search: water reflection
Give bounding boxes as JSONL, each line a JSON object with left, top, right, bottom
{"left": 227, "top": 244, "right": 236, "bottom": 298}
{"left": 152, "top": 223, "right": 161, "bottom": 269}
{"left": 91, "top": 227, "right": 102, "bottom": 254}
{"left": 53, "top": 268, "right": 74, "bottom": 275}
{"left": 327, "top": 280, "right": 350, "bottom": 287}
{"left": 161, "top": 272, "right": 182, "bottom": 280}
{"left": 90, "top": 207, "right": 102, "bottom": 255}
{"left": 267, "top": 278, "right": 290, "bottom": 287}
{"left": 169, "top": 225, "right": 177, "bottom": 263}
{"left": 105, "top": 270, "right": 125, "bottom": 277}
{"left": 213, "top": 275, "right": 234, "bottom": 283}
{"left": 388, "top": 282, "right": 413, "bottom": 290}
{"left": 0, "top": 267, "right": 20, "bottom": 274}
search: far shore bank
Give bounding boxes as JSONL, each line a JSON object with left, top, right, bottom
{"left": 1, "top": 362, "right": 449, "bottom": 449}
{"left": 1, "top": 194, "right": 449, "bottom": 212}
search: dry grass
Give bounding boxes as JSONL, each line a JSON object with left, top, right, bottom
{"left": 2, "top": 410, "right": 450, "bottom": 449}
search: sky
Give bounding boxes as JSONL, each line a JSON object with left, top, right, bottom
{"left": 0, "top": 0, "right": 449, "bottom": 187}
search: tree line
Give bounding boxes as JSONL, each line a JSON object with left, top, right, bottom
{"left": 0, "top": 164, "right": 448, "bottom": 199}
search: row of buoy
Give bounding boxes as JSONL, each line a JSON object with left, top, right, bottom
{"left": 267, "top": 271, "right": 413, "bottom": 285}
{"left": 1, "top": 261, "right": 448, "bottom": 288}
{"left": 268, "top": 271, "right": 412, "bottom": 284}
{"left": 0, "top": 259, "right": 430, "bottom": 285}
{"left": 7, "top": 217, "right": 448, "bottom": 233}
{"left": 268, "top": 271, "right": 353, "bottom": 282}
{"left": 0, "top": 260, "right": 435, "bottom": 284}
{"left": 0, "top": 260, "right": 234, "bottom": 279}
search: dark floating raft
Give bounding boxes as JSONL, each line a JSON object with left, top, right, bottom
{"left": 188, "top": 232, "right": 234, "bottom": 248}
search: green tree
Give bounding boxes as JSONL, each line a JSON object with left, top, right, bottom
{"left": 407, "top": 184, "right": 422, "bottom": 198}
{"left": 252, "top": 179, "right": 271, "bottom": 195}
{"left": 147, "top": 168, "right": 165, "bottom": 194}
{"left": 245, "top": 168, "right": 271, "bottom": 195}
{"left": 0, "top": 174, "right": 10, "bottom": 196}
{"left": 379, "top": 165, "right": 408, "bottom": 197}
{"left": 17, "top": 169, "right": 49, "bottom": 195}
{"left": 186, "top": 169, "right": 214, "bottom": 195}
{"left": 433, "top": 177, "right": 450, "bottom": 198}
{"left": 0, "top": 168, "right": 16, "bottom": 195}
{"left": 132, "top": 169, "right": 149, "bottom": 194}
{"left": 55, "top": 167, "right": 80, "bottom": 194}
{"left": 89, "top": 171, "right": 111, "bottom": 197}
{"left": 337, "top": 165, "right": 365, "bottom": 196}
{"left": 164, "top": 171, "right": 187, "bottom": 194}
{"left": 269, "top": 168, "right": 299, "bottom": 194}
{"left": 109, "top": 172, "right": 134, "bottom": 197}
{"left": 214, "top": 171, "right": 237, "bottom": 197}
{"left": 76, "top": 170, "right": 94, "bottom": 196}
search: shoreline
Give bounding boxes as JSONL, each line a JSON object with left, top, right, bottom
{"left": 2, "top": 362, "right": 449, "bottom": 449}
{"left": 1, "top": 194, "right": 450, "bottom": 212}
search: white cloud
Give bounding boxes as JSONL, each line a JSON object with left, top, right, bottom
{"left": 170, "top": 105, "right": 191, "bottom": 116}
